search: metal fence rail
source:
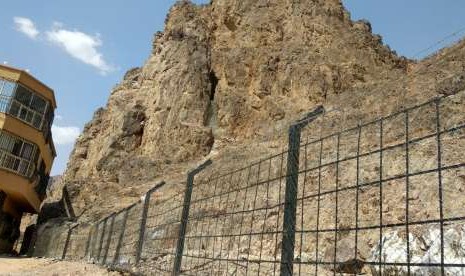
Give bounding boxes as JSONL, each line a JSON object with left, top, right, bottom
{"left": 32, "top": 91, "right": 465, "bottom": 276}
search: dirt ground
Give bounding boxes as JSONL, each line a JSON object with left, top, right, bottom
{"left": 0, "top": 257, "right": 125, "bottom": 276}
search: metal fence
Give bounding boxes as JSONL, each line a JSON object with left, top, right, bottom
{"left": 179, "top": 151, "right": 288, "bottom": 275}
{"left": 292, "top": 96, "right": 465, "bottom": 275}
{"left": 33, "top": 91, "right": 465, "bottom": 275}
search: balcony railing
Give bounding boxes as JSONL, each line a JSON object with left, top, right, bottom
{"left": 0, "top": 149, "right": 35, "bottom": 178}
{"left": 0, "top": 131, "right": 39, "bottom": 179}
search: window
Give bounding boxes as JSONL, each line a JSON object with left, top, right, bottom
{"left": 0, "top": 80, "right": 16, "bottom": 113}
{"left": 0, "top": 80, "right": 16, "bottom": 97}
{"left": 12, "top": 139, "right": 23, "bottom": 156}
{"left": 0, "top": 131, "right": 38, "bottom": 178}
{"left": 8, "top": 101, "right": 20, "bottom": 117}
{"left": 18, "top": 106, "right": 29, "bottom": 121}
{"left": 30, "top": 95, "right": 47, "bottom": 114}
{"left": 0, "top": 132, "right": 14, "bottom": 152}
{"left": 11, "top": 84, "right": 53, "bottom": 130}
{"left": 18, "top": 160, "right": 29, "bottom": 176}
{"left": 15, "top": 86, "right": 32, "bottom": 106}
{"left": 32, "top": 113, "right": 42, "bottom": 129}
{"left": 20, "top": 143, "right": 34, "bottom": 159}
{"left": 0, "top": 78, "right": 54, "bottom": 134}
{"left": 0, "top": 97, "right": 9, "bottom": 113}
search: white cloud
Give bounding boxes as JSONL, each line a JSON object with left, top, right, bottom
{"left": 12, "top": 17, "right": 116, "bottom": 75}
{"left": 52, "top": 125, "right": 80, "bottom": 145}
{"left": 13, "top": 17, "right": 40, "bottom": 39}
{"left": 46, "top": 24, "right": 115, "bottom": 74}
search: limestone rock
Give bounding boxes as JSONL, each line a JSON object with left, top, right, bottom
{"left": 57, "top": 0, "right": 465, "bottom": 230}
{"left": 368, "top": 226, "right": 465, "bottom": 275}
{"left": 59, "top": 0, "right": 410, "bottom": 222}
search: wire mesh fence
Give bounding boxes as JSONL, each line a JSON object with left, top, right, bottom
{"left": 292, "top": 95, "right": 465, "bottom": 275}
{"left": 139, "top": 187, "right": 185, "bottom": 274}
{"left": 179, "top": 152, "right": 288, "bottom": 275}
{"left": 33, "top": 222, "right": 69, "bottom": 259}
{"left": 64, "top": 224, "right": 89, "bottom": 261}
{"left": 32, "top": 91, "right": 465, "bottom": 275}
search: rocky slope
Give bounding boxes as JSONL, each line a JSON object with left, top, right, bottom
{"left": 38, "top": 0, "right": 465, "bottom": 275}
{"left": 59, "top": 0, "right": 413, "bottom": 221}
{"left": 56, "top": 0, "right": 465, "bottom": 225}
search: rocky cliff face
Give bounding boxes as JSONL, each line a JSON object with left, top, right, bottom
{"left": 60, "top": 0, "right": 465, "bottom": 222}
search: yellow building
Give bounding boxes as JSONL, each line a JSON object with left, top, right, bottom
{"left": 0, "top": 64, "right": 56, "bottom": 253}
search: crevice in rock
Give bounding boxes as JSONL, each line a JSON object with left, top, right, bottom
{"left": 205, "top": 71, "right": 219, "bottom": 128}
{"left": 205, "top": 70, "right": 219, "bottom": 154}
{"left": 209, "top": 70, "right": 218, "bottom": 101}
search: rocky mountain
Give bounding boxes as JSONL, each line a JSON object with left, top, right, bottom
{"left": 58, "top": 0, "right": 465, "bottom": 224}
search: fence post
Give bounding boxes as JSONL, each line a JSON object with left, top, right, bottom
{"left": 62, "top": 225, "right": 77, "bottom": 260}
{"left": 96, "top": 217, "right": 108, "bottom": 263}
{"left": 89, "top": 224, "right": 99, "bottom": 261}
{"left": 173, "top": 159, "right": 212, "bottom": 276}
{"left": 84, "top": 225, "right": 93, "bottom": 259}
{"left": 135, "top": 181, "right": 166, "bottom": 264}
{"left": 54, "top": 232, "right": 61, "bottom": 258}
{"left": 102, "top": 214, "right": 116, "bottom": 265}
{"left": 280, "top": 106, "right": 324, "bottom": 276}
{"left": 113, "top": 206, "right": 131, "bottom": 266}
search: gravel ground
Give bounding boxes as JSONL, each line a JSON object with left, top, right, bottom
{"left": 0, "top": 257, "right": 126, "bottom": 276}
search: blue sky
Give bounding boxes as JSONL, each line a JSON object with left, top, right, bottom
{"left": 0, "top": 0, "right": 464, "bottom": 175}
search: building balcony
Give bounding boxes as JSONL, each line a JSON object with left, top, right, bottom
{"left": 0, "top": 64, "right": 56, "bottom": 215}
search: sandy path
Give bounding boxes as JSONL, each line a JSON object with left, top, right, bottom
{"left": 0, "top": 257, "right": 125, "bottom": 276}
